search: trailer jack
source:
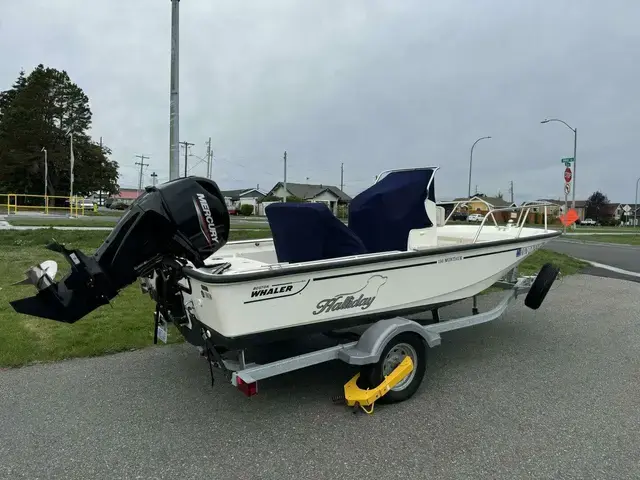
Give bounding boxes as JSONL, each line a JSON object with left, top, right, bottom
{"left": 341, "top": 356, "right": 414, "bottom": 414}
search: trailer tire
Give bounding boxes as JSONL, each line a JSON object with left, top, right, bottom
{"left": 359, "top": 333, "right": 427, "bottom": 404}
{"left": 524, "top": 262, "right": 559, "bottom": 310}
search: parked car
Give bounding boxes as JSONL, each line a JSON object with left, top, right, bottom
{"left": 467, "top": 213, "right": 484, "bottom": 222}
{"left": 64, "top": 198, "right": 96, "bottom": 208}
{"left": 581, "top": 218, "right": 597, "bottom": 226}
{"left": 450, "top": 211, "right": 468, "bottom": 221}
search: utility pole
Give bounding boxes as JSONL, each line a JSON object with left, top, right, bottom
{"left": 179, "top": 141, "right": 194, "bottom": 177}
{"left": 169, "top": 0, "right": 180, "bottom": 181}
{"left": 135, "top": 155, "right": 149, "bottom": 196}
{"left": 205, "top": 137, "right": 212, "bottom": 178}
{"left": 340, "top": 163, "right": 344, "bottom": 192}
{"left": 151, "top": 172, "right": 158, "bottom": 186}
{"left": 283, "top": 151, "right": 288, "bottom": 202}
{"left": 509, "top": 180, "right": 514, "bottom": 204}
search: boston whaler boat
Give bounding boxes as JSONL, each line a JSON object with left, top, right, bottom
{"left": 10, "top": 167, "right": 562, "bottom": 410}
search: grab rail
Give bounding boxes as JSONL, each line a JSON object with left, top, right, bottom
{"left": 471, "top": 202, "right": 554, "bottom": 243}
{"left": 439, "top": 198, "right": 501, "bottom": 228}
{"left": 437, "top": 199, "right": 556, "bottom": 244}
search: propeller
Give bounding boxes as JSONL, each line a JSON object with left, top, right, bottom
{"left": 12, "top": 260, "right": 58, "bottom": 291}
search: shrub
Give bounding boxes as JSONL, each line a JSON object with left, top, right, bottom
{"left": 239, "top": 204, "right": 254, "bottom": 216}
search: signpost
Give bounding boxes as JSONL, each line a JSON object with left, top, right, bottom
{"left": 561, "top": 160, "right": 574, "bottom": 233}
{"left": 622, "top": 204, "right": 631, "bottom": 225}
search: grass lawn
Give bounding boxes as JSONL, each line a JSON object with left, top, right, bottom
{"left": 86, "top": 209, "right": 127, "bottom": 217}
{"left": 0, "top": 228, "right": 586, "bottom": 368}
{"left": 6, "top": 216, "right": 273, "bottom": 229}
{"left": 571, "top": 226, "right": 639, "bottom": 233}
{"left": 571, "top": 235, "right": 640, "bottom": 246}
{"left": 7, "top": 218, "right": 118, "bottom": 228}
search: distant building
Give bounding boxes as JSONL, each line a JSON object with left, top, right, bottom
{"left": 265, "top": 182, "right": 352, "bottom": 214}
{"left": 452, "top": 195, "right": 516, "bottom": 214}
{"left": 220, "top": 188, "right": 266, "bottom": 214}
{"left": 106, "top": 188, "right": 140, "bottom": 207}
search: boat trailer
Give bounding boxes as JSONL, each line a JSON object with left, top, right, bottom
{"left": 154, "top": 264, "right": 559, "bottom": 414}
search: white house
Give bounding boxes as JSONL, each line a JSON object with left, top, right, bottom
{"left": 265, "top": 182, "right": 352, "bottom": 214}
{"left": 221, "top": 188, "right": 266, "bottom": 214}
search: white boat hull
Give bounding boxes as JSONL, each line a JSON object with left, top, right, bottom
{"left": 180, "top": 234, "right": 551, "bottom": 341}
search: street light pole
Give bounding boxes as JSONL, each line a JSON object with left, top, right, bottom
{"left": 468, "top": 136, "right": 491, "bottom": 198}
{"left": 41, "top": 147, "right": 47, "bottom": 197}
{"left": 635, "top": 176, "right": 640, "bottom": 229}
{"left": 541, "top": 117, "right": 578, "bottom": 214}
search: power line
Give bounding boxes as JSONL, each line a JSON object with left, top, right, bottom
{"left": 135, "top": 154, "right": 149, "bottom": 196}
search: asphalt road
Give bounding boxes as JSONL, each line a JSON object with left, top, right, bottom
{"left": 547, "top": 238, "right": 640, "bottom": 281}
{"left": 1, "top": 275, "right": 639, "bottom": 479}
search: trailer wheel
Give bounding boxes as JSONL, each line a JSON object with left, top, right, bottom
{"left": 359, "top": 333, "right": 427, "bottom": 404}
{"left": 524, "top": 262, "right": 559, "bottom": 310}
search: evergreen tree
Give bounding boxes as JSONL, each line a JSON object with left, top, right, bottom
{"left": 0, "top": 64, "right": 119, "bottom": 199}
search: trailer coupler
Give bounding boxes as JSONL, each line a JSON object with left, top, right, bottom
{"left": 341, "top": 356, "right": 414, "bottom": 414}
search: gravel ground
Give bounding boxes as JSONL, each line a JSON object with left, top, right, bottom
{"left": 0, "top": 274, "right": 638, "bottom": 480}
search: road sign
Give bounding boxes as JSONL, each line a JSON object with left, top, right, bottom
{"left": 561, "top": 157, "right": 575, "bottom": 163}
{"left": 564, "top": 183, "right": 570, "bottom": 194}
{"left": 623, "top": 204, "right": 631, "bottom": 213}
{"left": 564, "top": 167, "right": 572, "bottom": 183}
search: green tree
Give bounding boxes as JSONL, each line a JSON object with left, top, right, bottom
{"left": 0, "top": 64, "right": 119, "bottom": 199}
{"left": 585, "top": 191, "right": 609, "bottom": 221}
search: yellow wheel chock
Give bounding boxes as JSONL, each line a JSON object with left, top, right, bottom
{"left": 343, "top": 356, "right": 414, "bottom": 414}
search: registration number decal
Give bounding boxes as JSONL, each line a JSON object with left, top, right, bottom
{"left": 516, "top": 244, "right": 541, "bottom": 257}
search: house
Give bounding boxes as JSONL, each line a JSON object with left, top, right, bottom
{"left": 533, "top": 199, "right": 563, "bottom": 216}
{"left": 452, "top": 195, "right": 516, "bottom": 214}
{"left": 221, "top": 188, "right": 265, "bottom": 214}
{"left": 265, "top": 182, "right": 352, "bottom": 214}
{"left": 107, "top": 188, "right": 140, "bottom": 206}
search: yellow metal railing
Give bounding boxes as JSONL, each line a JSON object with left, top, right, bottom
{"left": 0, "top": 194, "right": 88, "bottom": 216}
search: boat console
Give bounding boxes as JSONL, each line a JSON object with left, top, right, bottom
{"left": 265, "top": 168, "right": 439, "bottom": 263}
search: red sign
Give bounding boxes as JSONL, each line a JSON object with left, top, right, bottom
{"left": 564, "top": 167, "right": 572, "bottom": 183}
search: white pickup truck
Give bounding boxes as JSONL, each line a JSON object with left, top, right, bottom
{"left": 581, "top": 218, "right": 597, "bottom": 226}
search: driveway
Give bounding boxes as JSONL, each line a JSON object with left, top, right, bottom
{"left": 1, "top": 275, "right": 638, "bottom": 479}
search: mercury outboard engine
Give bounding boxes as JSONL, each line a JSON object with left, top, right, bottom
{"left": 10, "top": 176, "right": 230, "bottom": 323}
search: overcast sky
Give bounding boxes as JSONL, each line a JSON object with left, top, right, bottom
{"left": 1, "top": 0, "right": 639, "bottom": 203}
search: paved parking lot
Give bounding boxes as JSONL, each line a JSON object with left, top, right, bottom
{"left": 1, "top": 274, "right": 639, "bottom": 480}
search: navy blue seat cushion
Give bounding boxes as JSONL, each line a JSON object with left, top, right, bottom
{"left": 265, "top": 202, "right": 367, "bottom": 263}
{"left": 348, "top": 169, "right": 435, "bottom": 253}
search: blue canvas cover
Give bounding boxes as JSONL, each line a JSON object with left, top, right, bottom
{"left": 348, "top": 169, "right": 435, "bottom": 253}
{"left": 265, "top": 202, "right": 367, "bottom": 263}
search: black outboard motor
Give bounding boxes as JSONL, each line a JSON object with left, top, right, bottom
{"left": 10, "top": 177, "right": 230, "bottom": 323}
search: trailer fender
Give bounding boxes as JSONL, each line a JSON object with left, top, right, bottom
{"left": 337, "top": 317, "right": 438, "bottom": 366}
